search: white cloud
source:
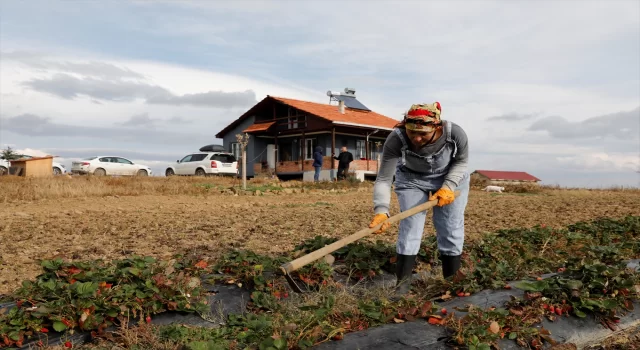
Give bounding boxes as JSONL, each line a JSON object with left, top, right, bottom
{"left": 555, "top": 153, "right": 639, "bottom": 173}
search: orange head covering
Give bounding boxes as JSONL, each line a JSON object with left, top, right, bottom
{"left": 396, "top": 102, "right": 442, "bottom": 132}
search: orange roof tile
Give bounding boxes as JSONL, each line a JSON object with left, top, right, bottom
{"left": 243, "top": 121, "right": 275, "bottom": 133}
{"left": 270, "top": 96, "right": 399, "bottom": 129}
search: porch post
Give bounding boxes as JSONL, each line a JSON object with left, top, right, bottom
{"left": 331, "top": 127, "right": 336, "bottom": 180}
{"left": 274, "top": 135, "right": 278, "bottom": 174}
{"left": 301, "top": 130, "right": 305, "bottom": 172}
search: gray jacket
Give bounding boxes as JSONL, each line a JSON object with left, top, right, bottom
{"left": 372, "top": 121, "right": 469, "bottom": 214}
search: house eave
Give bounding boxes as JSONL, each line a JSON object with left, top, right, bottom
{"left": 331, "top": 121, "right": 394, "bottom": 131}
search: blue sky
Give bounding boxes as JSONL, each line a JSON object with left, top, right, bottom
{"left": 0, "top": 0, "right": 638, "bottom": 187}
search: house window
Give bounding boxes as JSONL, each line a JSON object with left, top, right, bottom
{"left": 356, "top": 140, "right": 366, "bottom": 159}
{"left": 288, "top": 116, "right": 298, "bottom": 129}
{"left": 230, "top": 143, "right": 241, "bottom": 159}
{"left": 305, "top": 138, "right": 316, "bottom": 160}
{"left": 369, "top": 141, "right": 379, "bottom": 160}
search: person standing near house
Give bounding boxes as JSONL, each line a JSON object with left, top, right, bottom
{"left": 368, "top": 102, "right": 470, "bottom": 299}
{"left": 334, "top": 146, "right": 354, "bottom": 180}
{"left": 312, "top": 146, "right": 323, "bottom": 182}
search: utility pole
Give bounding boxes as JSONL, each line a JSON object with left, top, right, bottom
{"left": 236, "top": 133, "right": 250, "bottom": 190}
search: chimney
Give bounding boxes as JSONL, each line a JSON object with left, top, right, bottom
{"left": 338, "top": 100, "right": 345, "bottom": 114}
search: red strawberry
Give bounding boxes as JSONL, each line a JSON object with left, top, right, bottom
{"left": 549, "top": 306, "right": 555, "bottom": 313}
{"left": 64, "top": 341, "right": 72, "bottom": 348}
{"left": 555, "top": 307, "right": 562, "bottom": 316}
{"left": 145, "top": 316, "right": 152, "bottom": 324}
{"left": 40, "top": 327, "right": 49, "bottom": 333}
{"left": 441, "top": 308, "right": 447, "bottom": 315}
{"left": 542, "top": 304, "right": 548, "bottom": 310}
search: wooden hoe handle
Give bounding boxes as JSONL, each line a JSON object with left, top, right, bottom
{"left": 279, "top": 190, "right": 461, "bottom": 275}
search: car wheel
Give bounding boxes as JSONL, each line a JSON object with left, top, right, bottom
{"left": 137, "top": 169, "right": 148, "bottom": 176}
{"left": 94, "top": 168, "right": 106, "bottom": 176}
{"left": 195, "top": 168, "right": 206, "bottom": 177}
{"left": 166, "top": 168, "right": 175, "bottom": 176}
{"left": 53, "top": 167, "right": 62, "bottom": 175}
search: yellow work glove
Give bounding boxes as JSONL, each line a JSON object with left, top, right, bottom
{"left": 429, "top": 188, "right": 455, "bottom": 207}
{"left": 369, "top": 213, "right": 390, "bottom": 234}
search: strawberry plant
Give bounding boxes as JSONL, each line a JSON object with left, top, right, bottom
{"left": 212, "top": 250, "right": 288, "bottom": 290}
{"left": 442, "top": 302, "right": 555, "bottom": 350}
{"left": 0, "top": 255, "right": 208, "bottom": 348}
{"left": 513, "top": 258, "right": 639, "bottom": 325}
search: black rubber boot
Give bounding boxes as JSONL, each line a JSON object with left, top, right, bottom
{"left": 440, "top": 253, "right": 461, "bottom": 279}
{"left": 392, "top": 254, "right": 416, "bottom": 299}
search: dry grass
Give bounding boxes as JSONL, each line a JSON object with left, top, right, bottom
{"left": 1, "top": 175, "right": 637, "bottom": 204}
{"left": 0, "top": 175, "right": 239, "bottom": 203}
{"left": 0, "top": 175, "right": 366, "bottom": 203}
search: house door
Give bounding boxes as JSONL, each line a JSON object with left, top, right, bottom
{"left": 267, "top": 144, "right": 275, "bottom": 169}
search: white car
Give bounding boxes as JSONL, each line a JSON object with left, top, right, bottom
{"left": 71, "top": 156, "right": 152, "bottom": 176}
{"left": 165, "top": 152, "right": 238, "bottom": 177}
{"left": 0, "top": 154, "right": 67, "bottom": 175}
{"left": 0, "top": 158, "right": 8, "bottom": 176}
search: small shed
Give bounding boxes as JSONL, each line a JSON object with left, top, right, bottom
{"left": 9, "top": 156, "right": 55, "bottom": 177}
{"left": 471, "top": 170, "right": 541, "bottom": 186}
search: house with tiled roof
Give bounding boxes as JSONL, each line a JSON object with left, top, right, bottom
{"left": 471, "top": 170, "right": 541, "bottom": 185}
{"left": 215, "top": 89, "right": 399, "bottom": 180}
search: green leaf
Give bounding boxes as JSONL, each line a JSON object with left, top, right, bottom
{"left": 574, "top": 309, "right": 587, "bottom": 318}
{"left": 509, "top": 332, "right": 518, "bottom": 340}
{"left": 602, "top": 299, "right": 619, "bottom": 310}
{"left": 127, "top": 267, "right": 141, "bottom": 276}
{"left": 32, "top": 305, "right": 53, "bottom": 317}
{"left": 512, "top": 280, "right": 548, "bottom": 292}
{"left": 53, "top": 321, "right": 67, "bottom": 332}
{"left": 41, "top": 280, "right": 56, "bottom": 291}
{"left": 564, "top": 279, "right": 583, "bottom": 290}
{"left": 8, "top": 331, "right": 20, "bottom": 341}
{"left": 478, "top": 344, "right": 492, "bottom": 350}
{"left": 75, "top": 281, "right": 98, "bottom": 296}
{"left": 106, "top": 309, "right": 119, "bottom": 317}
{"left": 40, "top": 260, "right": 58, "bottom": 271}
{"left": 273, "top": 338, "right": 287, "bottom": 349}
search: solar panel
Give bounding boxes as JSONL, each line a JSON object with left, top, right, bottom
{"left": 334, "top": 95, "right": 371, "bottom": 111}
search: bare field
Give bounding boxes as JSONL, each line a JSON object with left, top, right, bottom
{"left": 0, "top": 176, "right": 639, "bottom": 295}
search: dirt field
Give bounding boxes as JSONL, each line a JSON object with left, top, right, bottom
{"left": 0, "top": 176, "right": 638, "bottom": 296}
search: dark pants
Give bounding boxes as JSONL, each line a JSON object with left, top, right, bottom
{"left": 337, "top": 166, "right": 348, "bottom": 180}
{"left": 314, "top": 166, "right": 321, "bottom": 182}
